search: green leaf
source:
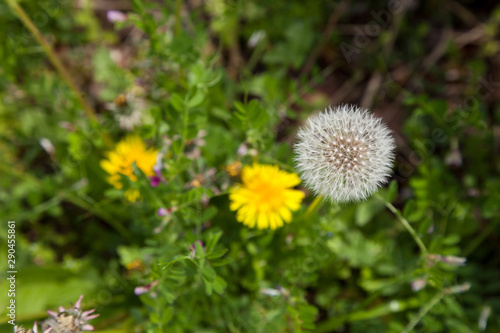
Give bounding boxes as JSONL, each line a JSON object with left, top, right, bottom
{"left": 234, "top": 101, "right": 246, "bottom": 115}
{"left": 443, "top": 234, "right": 461, "bottom": 246}
{"left": 150, "top": 312, "right": 160, "bottom": 324}
{"left": 160, "top": 286, "right": 177, "bottom": 304}
{"left": 213, "top": 276, "right": 227, "bottom": 295}
{"left": 403, "top": 200, "right": 425, "bottom": 222}
{"left": 195, "top": 242, "right": 205, "bottom": 260}
{"left": 211, "top": 257, "right": 233, "bottom": 267}
{"left": 188, "top": 91, "right": 205, "bottom": 108}
{"left": 207, "top": 248, "right": 228, "bottom": 260}
{"left": 170, "top": 93, "right": 184, "bottom": 112}
{"left": 201, "top": 265, "right": 216, "bottom": 282}
{"left": 166, "top": 267, "right": 186, "bottom": 282}
{"left": 202, "top": 276, "right": 213, "bottom": 296}
{"left": 246, "top": 99, "right": 269, "bottom": 130}
{"left": 298, "top": 304, "right": 319, "bottom": 330}
{"left": 161, "top": 307, "right": 173, "bottom": 324}
{"left": 380, "top": 180, "right": 398, "bottom": 202}
{"left": 200, "top": 206, "right": 218, "bottom": 222}
{"left": 206, "top": 231, "right": 223, "bottom": 253}
{"left": 355, "top": 198, "right": 385, "bottom": 226}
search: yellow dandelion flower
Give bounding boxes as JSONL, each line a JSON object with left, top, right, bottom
{"left": 229, "top": 164, "right": 305, "bottom": 230}
{"left": 100, "top": 136, "right": 158, "bottom": 201}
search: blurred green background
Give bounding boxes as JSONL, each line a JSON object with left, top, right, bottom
{"left": 1, "top": 0, "right": 500, "bottom": 332}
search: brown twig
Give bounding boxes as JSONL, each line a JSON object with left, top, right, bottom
{"left": 6, "top": 0, "right": 98, "bottom": 123}
{"left": 400, "top": 28, "right": 452, "bottom": 97}
{"left": 74, "top": 0, "right": 132, "bottom": 11}
{"left": 453, "top": 25, "right": 486, "bottom": 46}
{"left": 446, "top": 0, "right": 479, "bottom": 27}
{"left": 360, "top": 1, "right": 407, "bottom": 109}
{"left": 360, "top": 71, "right": 383, "bottom": 108}
{"left": 331, "top": 70, "right": 364, "bottom": 105}
{"left": 300, "top": 0, "right": 349, "bottom": 77}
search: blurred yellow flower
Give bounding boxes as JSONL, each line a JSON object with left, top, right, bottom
{"left": 225, "top": 160, "right": 242, "bottom": 177}
{"left": 126, "top": 259, "right": 144, "bottom": 272}
{"left": 100, "top": 136, "right": 158, "bottom": 202}
{"left": 229, "top": 164, "right": 304, "bottom": 230}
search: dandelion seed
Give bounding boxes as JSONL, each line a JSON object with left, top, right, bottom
{"left": 294, "top": 104, "right": 395, "bottom": 203}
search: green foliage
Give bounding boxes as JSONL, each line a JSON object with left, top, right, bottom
{"left": 1, "top": 0, "right": 499, "bottom": 332}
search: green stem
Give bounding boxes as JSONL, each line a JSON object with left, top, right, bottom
{"left": 6, "top": 0, "right": 95, "bottom": 122}
{"left": 463, "top": 217, "right": 500, "bottom": 256}
{"left": 62, "top": 191, "right": 133, "bottom": 242}
{"left": 305, "top": 196, "right": 323, "bottom": 219}
{"left": 402, "top": 292, "right": 442, "bottom": 333}
{"left": 402, "top": 283, "right": 471, "bottom": 333}
{"left": 1, "top": 163, "right": 132, "bottom": 241}
{"left": 375, "top": 193, "right": 429, "bottom": 256}
{"left": 176, "top": 92, "right": 191, "bottom": 161}
{"left": 174, "top": 0, "right": 183, "bottom": 35}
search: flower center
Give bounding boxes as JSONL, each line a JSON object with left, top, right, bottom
{"left": 251, "top": 182, "right": 282, "bottom": 211}
{"left": 323, "top": 134, "right": 370, "bottom": 172}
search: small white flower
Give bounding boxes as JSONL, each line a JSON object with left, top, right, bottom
{"left": 39, "top": 138, "right": 55, "bottom": 156}
{"left": 259, "top": 288, "right": 281, "bottom": 296}
{"left": 294, "top": 104, "right": 395, "bottom": 203}
{"left": 248, "top": 30, "right": 266, "bottom": 48}
{"left": 411, "top": 277, "right": 427, "bottom": 292}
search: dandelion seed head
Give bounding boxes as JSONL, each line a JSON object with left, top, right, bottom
{"left": 294, "top": 104, "right": 396, "bottom": 203}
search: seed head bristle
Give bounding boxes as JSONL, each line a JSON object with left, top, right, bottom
{"left": 294, "top": 104, "right": 396, "bottom": 203}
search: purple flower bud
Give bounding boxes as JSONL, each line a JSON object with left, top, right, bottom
{"left": 134, "top": 280, "right": 159, "bottom": 295}
{"left": 189, "top": 240, "right": 204, "bottom": 258}
{"left": 150, "top": 175, "right": 162, "bottom": 187}
{"left": 107, "top": 10, "right": 127, "bottom": 23}
{"left": 134, "top": 286, "right": 150, "bottom": 295}
{"left": 150, "top": 168, "right": 165, "bottom": 187}
{"left": 157, "top": 208, "right": 169, "bottom": 217}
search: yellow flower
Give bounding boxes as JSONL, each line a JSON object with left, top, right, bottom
{"left": 100, "top": 136, "right": 158, "bottom": 201}
{"left": 225, "top": 160, "right": 242, "bottom": 177}
{"left": 126, "top": 259, "right": 144, "bottom": 272}
{"left": 229, "top": 164, "right": 305, "bottom": 230}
